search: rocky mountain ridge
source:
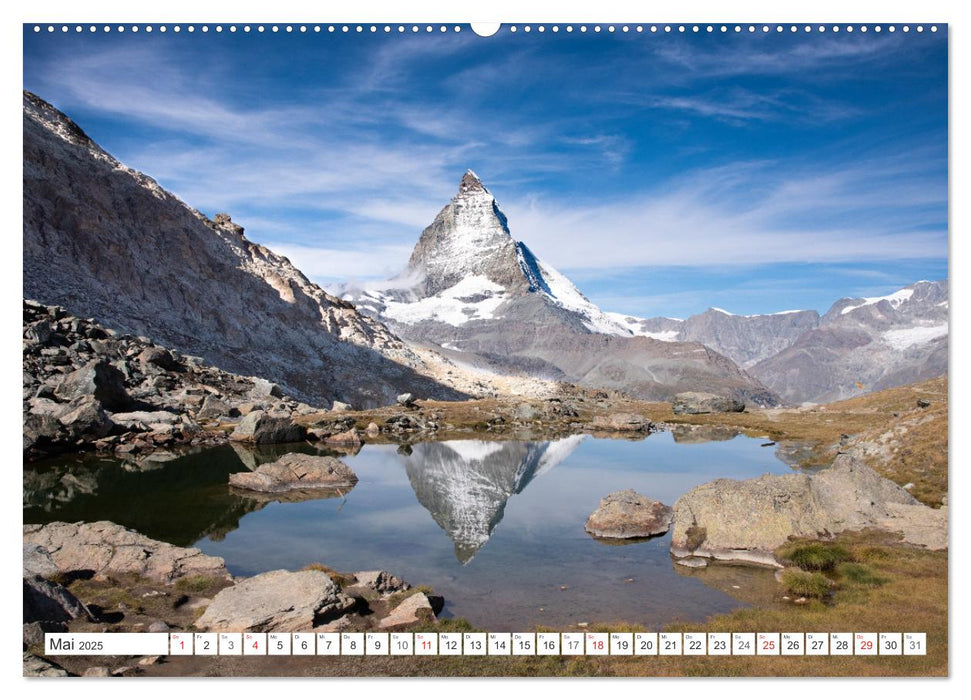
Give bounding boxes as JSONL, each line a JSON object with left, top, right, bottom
{"left": 22, "top": 91, "right": 478, "bottom": 409}
{"left": 342, "top": 172, "right": 778, "bottom": 405}
{"left": 611, "top": 280, "right": 947, "bottom": 403}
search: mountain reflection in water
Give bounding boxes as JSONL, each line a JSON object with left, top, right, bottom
{"left": 24, "top": 432, "right": 793, "bottom": 629}
{"left": 402, "top": 437, "right": 585, "bottom": 563}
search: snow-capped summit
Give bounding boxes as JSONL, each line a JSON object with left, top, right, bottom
{"left": 357, "top": 171, "right": 633, "bottom": 336}
{"left": 343, "top": 172, "right": 778, "bottom": 405}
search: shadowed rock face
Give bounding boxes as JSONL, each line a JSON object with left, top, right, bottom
{"left": 22, "top": 91, "right": 466, "bottom": 409}
{"left": 344, "top": 172, "right": 778, "bottom": 405}
{"left": 401, "top": 436, "right": 585, "bottom": 563}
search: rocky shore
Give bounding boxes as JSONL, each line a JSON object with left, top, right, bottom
{"left": 23, "top": 520, "right": 444, "bottom": 676}
{"left": 668, "top": 453, "right": 947, "bottom": 566}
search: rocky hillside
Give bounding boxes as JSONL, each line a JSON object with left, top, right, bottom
{"left": 23, "top": 299, "right": 315, "bottom": 459}
{"left": 343, "top": 172, "right": 777, "bottom": 405}
{"left": 22, "top": 91, "right": 471, "bottom": 409}
{"left": 615, "top": 280, "right": 947, "bottom": 404}
{"left": 750, "top": 281, "right": 948, "bottom": 403}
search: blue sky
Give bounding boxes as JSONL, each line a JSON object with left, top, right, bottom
{"left": 22, "top": 24, "right": 947, "bottom": 318}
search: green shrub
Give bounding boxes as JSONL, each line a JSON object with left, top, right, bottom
{"left": 779, "top": 542, "right": 851, "bottom": 571}
{"left": 780, "top": 569, "right": 832, "bottom": 598}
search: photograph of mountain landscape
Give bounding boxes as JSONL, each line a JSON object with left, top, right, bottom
{"left": 22, "top": 21, "right": 948, "bottom": 678}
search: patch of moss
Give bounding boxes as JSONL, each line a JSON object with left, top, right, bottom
{"left": 685, "top": 526, "right": 707, "bottom": 552}
{"left": 780, "top": 569, "right": 832, "bottom": 598}
{"left": 778, "top": 541, "right": 852, "bottom": 571}
{"left": 174, "top": 575, "right": 216, "bottom": 593}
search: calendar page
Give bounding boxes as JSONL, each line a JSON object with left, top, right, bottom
{"left": 20, "top": 5, "right": 950, "bottom": 683}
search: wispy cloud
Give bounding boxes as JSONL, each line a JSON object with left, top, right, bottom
{"left": 23, "top": 29, "right": 946, "bottom": 296}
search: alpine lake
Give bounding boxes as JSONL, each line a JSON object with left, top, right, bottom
{"left": 24, "top": 429, "right": 795, "bottom": 631}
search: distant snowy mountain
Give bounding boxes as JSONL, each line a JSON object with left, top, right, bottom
{"left": 606, "top": 281, "right": 947, "bottom": 403}
{"left": 342, "top": 171, "right": 777, "bottom": 405}
{"left": 750, "top": 280, "right": 948, "bottom": 403}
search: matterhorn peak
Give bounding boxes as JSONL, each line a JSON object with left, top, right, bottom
{"left": 459, "top": 169, "right": 488, "bottom": 196}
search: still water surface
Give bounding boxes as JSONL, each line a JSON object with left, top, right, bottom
{"left": 24, "top": 431, "right": 792, "bottom": 630}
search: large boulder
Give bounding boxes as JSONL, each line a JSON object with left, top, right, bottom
{"left": 136, "top": 346, "right": 181, "bottom": 372}
{"left": 57, "top": 397, "right": 115, "bottom": 442}
{"left": 590, "top": 413, "right": 651, "bottom": 432}
{"left": 195, "top": 569, "right": 355, "bottom": 632}
{"left": 672, "top": 392, "right": 745, "bottom": 415}
{"left": 585, "top": 489, "right": 673, "bottom": 539}
{"left": 229, "top": 410, "right": 305, "bottom": 445}
{"left": 196, "top": 395, "right": 235, "bottom": 420}
{"left": 54, "top": 360, "right": 130, "bottom": 410}
{"left": 23, "top": 521, "right": 230, "bottom": 584}
{"left": 669, "top": 454, "right": 942, "bottom": 565}
{"left": 229, "top": 453, "right": 358, "bottom": 494}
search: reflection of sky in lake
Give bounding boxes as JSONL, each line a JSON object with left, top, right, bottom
{"left": 194, "top": 432, "right": 792, "bottom": 630}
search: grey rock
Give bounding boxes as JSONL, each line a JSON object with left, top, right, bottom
{"left": 195, "top": 569, "right": 355, "bottom": 632}
{"left": 669, "top": 454, "right": 942, "bottom": 564}
{"left": 57, "top": 397, "right": 115, "bottom": 442}
{"left": 674, "top": 557, "right": 708, "bottom": 569}
{"left": 229, "top": 453, "right": 358, "bottom": 494}
{"left": 331, "top": 401, "right": 352, "bottom": 412}
{"left": 24, "top": 521, "right": 229, "bottom": 584}
{"left": 137, "top": 346, "right": 181, "bottom": 371}
{"left": 585, "top": 490, "right": 673, "bottom": 539}
{"left": 23, "top": 413, "right": 64, "bottom": 453}
{"left": 110, "top": 410, "right": 179, "bottom": 429}
{"left": 229, "top": 410, "right": 306, "bottom": 445}
{"left": 196, "top": 395, "right": 234, "bottom": 420}
{"left": 23, "top": 575, "right": 91, "bottom": 624}
{"left": 23, "top": 652, "right": 69, "bottom": 677}
{"left": 590, "top": 413, "right": 650, "bottom": 432}
{"left": 23, "top": 544, "right": 58, "bottom": 579}
{"left": 82, "top": 666, "right": 112, "bottom": 677}
{"left": 249, "top": 377, "right": 284, "bottom": 399}
{"left": 396, "top": 392, "right": 416, "bottom": 407}
{"left": 23, "top": 620, "right": 67, "bottom": 647}
{"left": 54, "top": 359, "right": 129, "bottom": 410}
{"left": 352, "top": 570, "right": 410, "bottom": 594}
{"left": 378, "top": 592, "right": 436, "bottom": 629}
{"left": 147, "top": 620, "right": 170, "bottom": 633}
{"left": 672, "top": 392, "right": 745, "bottom": 415}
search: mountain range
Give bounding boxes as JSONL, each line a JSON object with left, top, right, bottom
{"left": 608, "top": 280, "right": 948, "bottom": 403}
{"left": 341, "top": 171, "right": 777, "bottom": 405}
{"left": 23, "top": 91, "right": 947, "bottom": 407}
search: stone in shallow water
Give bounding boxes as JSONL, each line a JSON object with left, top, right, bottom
{"left": 674, "top": 557, "right": 708, "bottom": 569}
{"left": 229, "top": 410, "right": 305, "bottom": 444}
{"left": 229, "top": 453, "right": 358, "bottom": 494}
{"left": 23, "top": 521, "right": 229, "bottom": 584}
{"left": 585, "top": 489, "right": 673, "bottom": 539}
